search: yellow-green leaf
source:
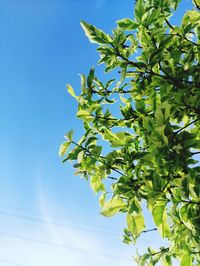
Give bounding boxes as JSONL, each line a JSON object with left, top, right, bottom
{"left": 90, "top": 175, "right": 104, "bottom": 193}
{"left": 152, "top": 201, "right": 170, "bottom": 238}
{"left": 80, "top": 21, "right": 112, "bottom": 44}
{"left": 181, "top": 253, "right": 192, "bottom": 266}
{"left": 59, "top": 141, "right": 71, "bottom": 157}
{"left": 76, "top": 110, "right": 93, "bottom": 122}
{"left": 182, "top": 10, "right": 200, "bottom": 27}
{"left": 152, "top": 202, "right": 166, "bottom": 227}
{"left": 127, "top": 212, "right": 145, "bottom": 237}
{"left": 67, "top": 84, "right": 79, "bottom": 100}
{"left": 101, "top": 197, "right": 126, "bottom": 217}
{"left": 117, "top": 18, "right": 138, "bottom": 30}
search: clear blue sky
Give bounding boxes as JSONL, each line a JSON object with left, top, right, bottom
{"left": 0, "top": 0, "right": 192, "bottom": 265}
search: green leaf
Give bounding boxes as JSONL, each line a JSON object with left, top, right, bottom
{"left": 152, "top": 173, "right": 163, "bottom": 191}
{"left": 87, "top": 67, "right": 95, "bottom": 88}
{"left": 180, "top": 253, "right": 192, "bottom": 266}
{"left": 155, "top": 125, "right": 168, "bottom": 145}
{"left": 67, "top": 84, "right": 79, "bottom": 99}
{"left": 64, "top": 129, "right": 73, "bottom": 141}
{"left": 161, "top": 254, "right": 172, "bottom": 266}
{"left": 90, "top": 174, "right": 104, "bottom": 193}
{"left": 91, "top": 145, "right": 102, "bottom": 158}
{"left": 80, "top": 21, "right": 112, "bottom": 44}
{"left": 152, "top": 201, "right": 170, "bottom": 237}
{"left": 59, "top": 141, "right": 71, "bottom": 157}
{"left": 66, "top": 146, "right": 82, "bottom": 161}
{"left": 142, "top": 117, "right": 154, "bottom": 131}
{"left": 155, "top": 107, "right": 165, "bottom": 126}
{"left": 117, "top": 18, "right": 138, "bottom": 30}
{"left": 101, "top": 129, "right": 132, "bottom": 147}
{"left": 79, "top": 74, "right": 86, "bottom": 93}
{"left": 179, "top": 204, "right": 188, "bottom": 223}
{"left": 134, "top": 0, "right": 146, "bottom": 22}
{"left": 76, "top": 110, "right": 93, "bottom": 122}
{"left": 101, "top": 197, "right": 126, "bottom": 217}
{"left": 135, "top": 99, "right": 145, "bottom": 113}
{"left": 182, "top": 10, "right": 200, "bottom": 28}
{"left": 127, "top": 212, "right": 145, "bottom": 237}
{"left": 99, "top": 192, "right": 106, "bottom": 208}
{"left": 179, "top": 204, "right": 195, "bottom": 232}
{"left": 152, "top": 202, "right": 166, "bottom": 227}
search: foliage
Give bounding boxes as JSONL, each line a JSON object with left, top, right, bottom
{"left": 60, "top": 0, "right": 200, "bottom": 264}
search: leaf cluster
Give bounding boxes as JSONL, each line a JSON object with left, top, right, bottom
{"left": 61, "top": 0, "right": 200, "bottom": 265}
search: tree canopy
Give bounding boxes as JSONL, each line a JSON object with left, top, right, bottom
{"left": 60, "top": 0, "right": 200, "bottom": 265}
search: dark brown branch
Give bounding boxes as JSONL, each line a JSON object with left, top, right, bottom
{"left": 142, "top": 228, "right": 157, "bottom": 233}
{"left": 92, "top": 114, "right": 139, "bottom": 125}
{"left": 72, "top": 141, "right": 127, "bottom": 177}
{"left": 150, "top": 248, "right": 169, "bottom": 256}
{"left": 126, "top": 69, "right": 200, "bottom": 86}
{"left": 108, "top": 176, "right": 118, "bottom": 180}
{"left": 110, "top": 167, "right": 124, "bottom": 176}
{"left": 194, "top": 0, "right": 200, "bottom": 10}
{"left": 191, "top": 151, "right": 200, "bottom": 155}
{"left": 174, "top": 117, "right": 200, "bottom": 135}
{"left": 110, "top": 43, "right": 144, "bottom": 70}
{"left": 72, "top": 141, "right": 105, "bottom": 160}
{"left": 164, "top": 33, "right": 199, "bottom": 47}
{"left": 149, "top": 69, "right": 199, "bottom": 85}
{"left": 165, "top": 19, "right": 174, "bottom": 30}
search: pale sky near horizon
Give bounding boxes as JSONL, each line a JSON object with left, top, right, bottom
{"left": 0, "top": 0, "right": 192, "bottom": 265}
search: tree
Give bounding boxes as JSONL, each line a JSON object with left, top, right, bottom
{"left": 60, "top": 0, "right": 200, "bottom": 265}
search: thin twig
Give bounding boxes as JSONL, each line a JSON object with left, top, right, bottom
{"left": 108, "top": 176, "right": 118, "bottom": 180}
{"left": 151, "top": 248, "right": 169, "bottom": 256}
{"left": 165, "top": 19, "right": 174, "bottom": 30}
{"left": 174, "top": 117, "right": 200, "bottom": 135}
{"left": 110, "top": 167, "right": 124, "bottom": 176}
{"left": 142, "top": 228, "right": 157, "bottom": 233}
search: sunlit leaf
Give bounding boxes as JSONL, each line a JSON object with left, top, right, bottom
{"left": 117, "top": 18, "right": 138, "bottom": 30}
{"left": 101, "top": 197, "right": 127, "bottom": 217}
{"left": 59, "top": 141, "right": 71, "bottom": 157}
{"left": 81, "top": 21, "right": 112, "bottom": 44}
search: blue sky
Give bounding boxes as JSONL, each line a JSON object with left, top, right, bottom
{"left": 0, "top": 0, "right": 192, "bottom": 265}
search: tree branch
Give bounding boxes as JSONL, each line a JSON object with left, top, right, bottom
{"left": 164, "top": 33, "right": 199, "bottom": 47}
{"left": 174, "top": 117, "right": 200, "bottom": 135}
{"left": 142, "top": 228, "right": 157, "bottom": 233}
{"left": 110, "top": 167, "right": 124, "bottom": 176}
{"left": 108, "top": 176, "right": 118, "bottom": 180}
{"left": 191, "top": 151, "right": 200, "bottom": 155}
{"left": 165, "top": 19, "right": 174, "bottom": 30}
{"left": 194, "top": 0, "right": 200, "bottom": 10}
{"left": 150, "top": 248, "right": 169, "bottom": 256}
